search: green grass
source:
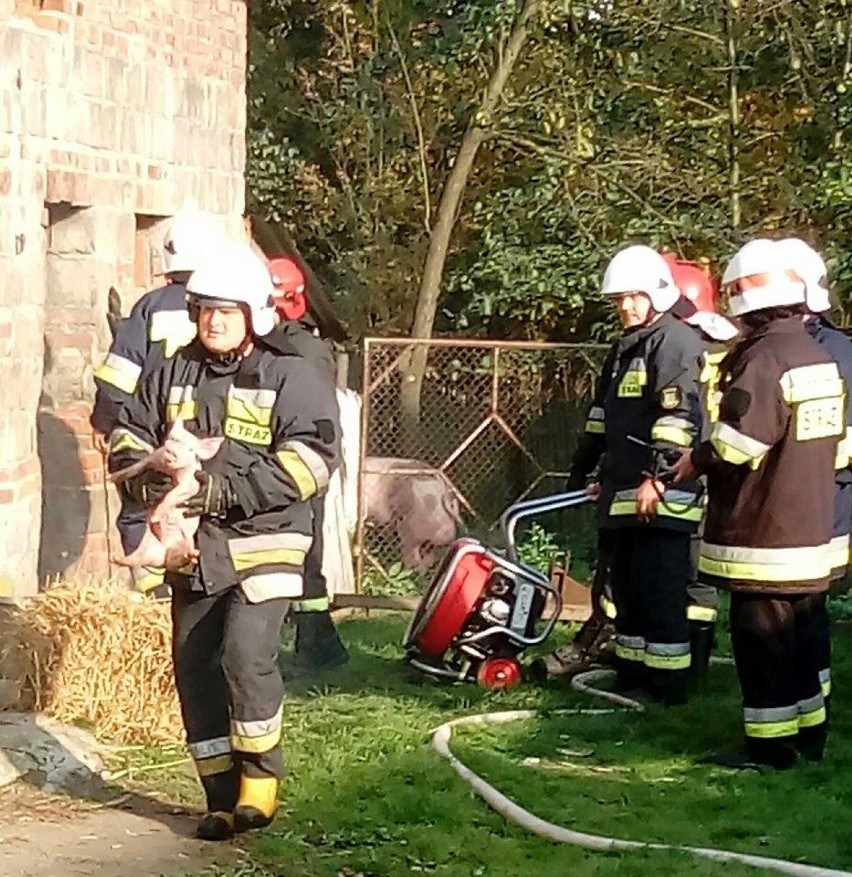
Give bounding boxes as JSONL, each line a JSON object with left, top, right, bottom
{"left": 171, "top": 613, "right": 852, "bottom": 877}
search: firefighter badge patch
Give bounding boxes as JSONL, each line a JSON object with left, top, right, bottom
{"left": 660, "top": 387, "right": 681, "bottom": 410}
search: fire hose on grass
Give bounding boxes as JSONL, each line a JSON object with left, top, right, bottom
{"left": 430, "top": 667, "right": 851, "bottom": 877}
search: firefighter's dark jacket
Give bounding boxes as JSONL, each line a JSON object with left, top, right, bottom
{"left": 807, "top": 315, "right": 852, "bottom": 576}
{"left": 108, "top": 339, "right": 341, "bottom": 601}
{"left": 92, "top": 281, "right": 196, "bottom": 434}
{"left": 692, "top": 316, "right": 842, "bottom": 594}
{"left": 260, "top": 320, "right": 336, "bottom": 386}
{"left": 569, "top": 312, "right": 704, "bottom": 532}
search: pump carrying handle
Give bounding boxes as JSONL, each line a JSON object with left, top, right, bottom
{"left": 499, "top": 490, "right": 592, "bottom": 564}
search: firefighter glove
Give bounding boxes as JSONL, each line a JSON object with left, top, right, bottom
{"left": 122, "top": 469, "right": 174, "bottom": 508}
{"left": 181, "top": 471, "right": 237, "bottom": 518}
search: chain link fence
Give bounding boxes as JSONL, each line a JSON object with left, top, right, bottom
{"left": 355, "top": 339, "right": 607, "bottom": 595}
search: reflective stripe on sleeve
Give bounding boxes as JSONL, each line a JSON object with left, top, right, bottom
{"left": 109, "top": 428, "right": 154, "bottom": 455}
{"left": 710, "top": 422, "right": 770, "bottom": 470}
{"left": 779, "top": 363, "right": 844, "bottom": 404}
{"left": 275, "top": 440, "right": 331, "bottom": 500}
{"left": 651, "top": 415, "right": 694, "bottom": 448}
{"left": 93, "top": 353, "right": 142, "bottom": 394}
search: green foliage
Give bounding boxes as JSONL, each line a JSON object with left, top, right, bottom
{"left": 516, "top": 522, "right": 562, "bottom": 574}
{"left": 248, "top": 1, "right": 852, "bottom": 340}
{"left": 361, "top": 563, "right": 422, "bottom": 597}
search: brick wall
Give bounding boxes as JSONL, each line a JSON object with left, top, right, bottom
{"left": 0, "top": 0, "right": 248, "bottom": 596}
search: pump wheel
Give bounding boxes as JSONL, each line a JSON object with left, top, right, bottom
{"left": 477, "top": 656, "right": 522, "bottom": 690}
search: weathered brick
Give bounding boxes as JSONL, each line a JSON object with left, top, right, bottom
{"left": 3, "top": 0, "right": 247, "bottom": 596}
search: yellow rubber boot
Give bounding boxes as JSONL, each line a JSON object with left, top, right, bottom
{"left": 233, "top": 775, "right": 279, "bottom": 833}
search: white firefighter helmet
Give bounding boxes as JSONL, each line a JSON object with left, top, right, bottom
{"left": 721, "top": 238, "right": 806, "bottom": 317}
{"left": 162, "top": 209, "right": 224, "bottom": 275}
{"left": 186, "top": 243, "right": 277, "bottom": 336}
{"left": 778, "top": 237, "right": 830, "bottom": 313}
{"left": 601, "top": 245, "right": 680, "bottom": 313}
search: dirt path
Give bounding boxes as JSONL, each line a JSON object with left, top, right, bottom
{"left": 0, "top": 784, "right": 240, "bottom": 877}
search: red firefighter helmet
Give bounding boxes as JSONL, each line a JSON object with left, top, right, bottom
{"left": 661, "top": 252, "right": 719, "bottom": 314}
{"left": 268, "top": 255, "right": 308, "bottom": 322}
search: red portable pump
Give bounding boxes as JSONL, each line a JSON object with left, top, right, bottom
{"left": 403, "top": 491, "right": 591, "bottom": 689}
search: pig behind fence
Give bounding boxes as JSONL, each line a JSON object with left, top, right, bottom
{"left": 362, "top": 456, "right": 463, "bottom": 569}
{"left": 109, "top": 418, "right": 223, "bottom": 571}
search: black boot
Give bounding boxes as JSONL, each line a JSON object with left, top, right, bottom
{"left": 281, "top": 611, "right": 348, "bottom": 680}
{"left": 796, "top": 723, "right": 827, "bottom": 763}
{"left": 689, "top": 622, "right": 715, "bottom": 678}
{"left": 197, "top": 766, "right": 240, "bottom": 841}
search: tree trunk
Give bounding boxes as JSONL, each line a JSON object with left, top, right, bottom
{"left": 724, "top": 0, "right": 742, "bottom": 230}
{"left": 399, "top": 0, "right": 543, "bottom": 432}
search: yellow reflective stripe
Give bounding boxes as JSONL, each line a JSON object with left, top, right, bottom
{"left": 644, "top": 652, "right": 691, "bottom": 670}
{"left": 599, "top": 594, "right": 617, "bottom": 619}
{"left": 294, "top": 597, "right": 330, "bottom": 613}
{"left": 586, "top": 406, "right": 605, "bottom": 433}
{"left": 131, "top": 566, "right": 165, "bottom": 593}
{"left": 609, "top": 500, "right": 703, "bottom": 522}
{"left": 651, "top": 424, "right": 693, "bottom": 447}
{"left": 779, "top": 363, "right": 844, "bottom": 404}
{"left": 797, "top": 693, "right": 826, "bottom": 729}
{"left": 615, "top": 644, "right": 644, "bottom": 662}
{"left": 224, "top": 418, "right": 272, "bottom": 446}
{"left": 165, "top": 386, "right": 196, "bottom": 422}
{"left": 615, "top": 635, "right": 644, "bottom": 663}
{"left": 232, "top": 548, "right": 307, "bottom": 573}
{"left": 276, "top": 450, "right": 318, "bottom": 500}
{"left": 819, "top": 669, "right": 831, "bottom": 698}
{"left": 710, "top": 422, "right": 769, "bottom": 469}
{"left": 699, "top": 351, "right": 726, "bottom": 383}
{"left": 231, "top": 706, "right": 283, "bottom": 754}
{"left": 618, "top": 368, "right": 648, "bottom": 398}
{"left": 745, "top": 719, "right": 800, "bottom": 739}
{"left": 223, "top": 387, "right": 276, "bottom": 445}
{"left": 699, "top": 541, "right": 832, "bottom": 583}
{"left": 232, "top": 728, "right": 282, "bottom": 754}
{"left": 226, "top": 388, "right": 276, "bottom": 427}
{"left": 799, "top": 706, "right": 827, "bottom": 729}
{"left": 94, "top": 353, "right": 142, "bottom": 394}
{"left": 109, "top": 428, "right": 153, "bottom": 454}
{"left": 166, "top": 401, "right": 198, "bottom": 421}
{"left": 687, "top": 604, "right": 717, "bottom": 623}
{"left": 194, "top": 754, "right": 234, "bottom": 777}
{"left": 644, "top": 642, "right": 691, "bottom": 670}
{"left": 228, "top": 533, "right": 311, "bottom": 575}
{"left": 149, "top": 309, "right": 197, "bottom": 358}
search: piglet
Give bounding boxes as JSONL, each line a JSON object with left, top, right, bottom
{"left": 109, "top": 418, "right": 224, "bottom": 571}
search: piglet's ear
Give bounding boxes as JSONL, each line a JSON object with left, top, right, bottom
{"left": 197, "top": 437, "right": 225, "bottom": 461}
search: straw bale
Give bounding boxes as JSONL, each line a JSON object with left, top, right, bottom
{"left": 0, "top": 583, "right": 182, "bottom": 745}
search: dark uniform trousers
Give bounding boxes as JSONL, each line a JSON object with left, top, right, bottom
{"left": 610, "top": 528, "right": 692, "bottom": 704}
{"left": 171, "top": 584, "right": 289, "bottom": 809}
{"left": 730, "top": 592, "right": 827, "bottom": 764}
